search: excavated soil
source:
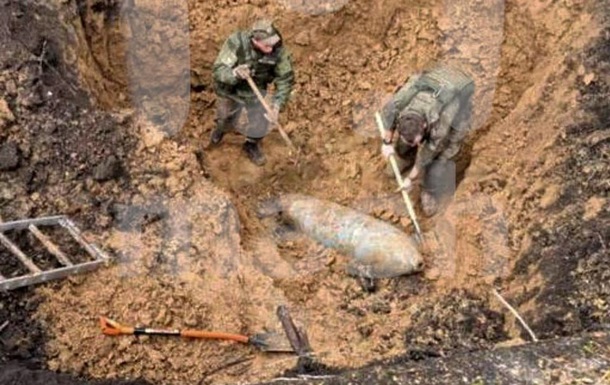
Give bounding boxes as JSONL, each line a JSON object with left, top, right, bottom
{"left": 0, "top": 0, "right": 608, "bottom": 384}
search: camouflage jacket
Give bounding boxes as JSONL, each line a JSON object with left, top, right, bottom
{"left": 381, "top": 65, "right": 474, "bottom": 169}
{"left": 212, "top": 31, "right": 295, "bottom": 110}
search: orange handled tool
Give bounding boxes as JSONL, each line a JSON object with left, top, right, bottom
{"left": 99, "top": 316, "right": 294, "bottom": 353}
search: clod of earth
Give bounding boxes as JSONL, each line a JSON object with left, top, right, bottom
{"left": 0, "top": 98, "right": 15, "bottom": 128}
{"left": 0, "top": 142, "right": 20, "bottom": 171}
{"left": 93, "top": 155, "right": 123, "bottom": 182}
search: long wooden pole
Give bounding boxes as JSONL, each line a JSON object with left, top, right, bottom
{"left": 375, "top": 112, "right": 424, "bottom": 243}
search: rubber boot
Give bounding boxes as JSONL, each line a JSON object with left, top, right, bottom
{"left": 243, "top": 139, "right": 266, "bottom": 166}
{"left": 421, "top": 159, "right": 455, "bottom": 217}
{"left": 421, "top": 190, "right": 439, "bottom": 217}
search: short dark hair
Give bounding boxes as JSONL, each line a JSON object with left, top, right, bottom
{"left": 397, "top": 112, "right": 426, "bottom": 144}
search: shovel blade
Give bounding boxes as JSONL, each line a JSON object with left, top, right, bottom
{"left": 251, "top": 332, "right": 295, "bottom": 353}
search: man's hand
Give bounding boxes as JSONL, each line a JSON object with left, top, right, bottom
{"left": 232, "top": 64, "right": 251, "bottom": 80}
{"left": 394, "top": 166, "right": 418, "bottom": 192}
{"left": 264, "top": 103, "right": 280, "bottom": 126}
{"left": 381, "top": 143, "right": 395, "bottom": 159}
{"left": 400, "top": 177, "right": 414, "bottom": 192}
{"left": 394, "top": 177, "right": 414, "bottom": 193}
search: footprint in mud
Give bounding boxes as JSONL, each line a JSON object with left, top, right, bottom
{"left": 205, "top": 137, "right": 297, "bottom": 190}
{"left": 206, "top": 146, "right": 263, "bottom": 184}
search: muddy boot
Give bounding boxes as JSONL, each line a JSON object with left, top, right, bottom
{"left": 209, "top": 128, "right": 225, "bottom": 146}
{"left": 243, "top": 140, "right": 266, "bottom": 166}
{"left": 421, "top": 191, "right": 439, "bottom": 217}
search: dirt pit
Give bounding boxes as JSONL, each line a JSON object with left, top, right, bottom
{"left": 0, "top": 0, "right": 608, "bottom": 384}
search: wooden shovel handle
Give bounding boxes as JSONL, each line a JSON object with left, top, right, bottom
{"left": 374, "top": 112, "right": 424, "bottom": 243}
{"left": 244, "top": 74, "right": 297, "bottom": 153}
{"left": 180, "top": 330, "right": 250, "bottom": 343}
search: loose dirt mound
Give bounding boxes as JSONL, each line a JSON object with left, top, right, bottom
{"left": 0, "top": 0, "right": 608, "bottom": 385}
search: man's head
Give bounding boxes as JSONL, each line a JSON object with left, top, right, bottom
{"left": 397, "top": 112, "right": 427, "bottom": 147}
{"left": 251, "top": 19, "right": 281, "bottom": 54}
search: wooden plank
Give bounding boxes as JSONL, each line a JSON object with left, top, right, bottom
{"left": 28, "top": 224, "right": 73, "bottom": 267}
{"left": 0, "top": 233, "right": 41, "bottom": 273}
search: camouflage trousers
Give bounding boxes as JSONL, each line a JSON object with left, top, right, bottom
{"left": 215, "top": 96, "right": 269, "bottom": 140}
{"left": 386, "top": 141, "right": 456, "bottom": 216}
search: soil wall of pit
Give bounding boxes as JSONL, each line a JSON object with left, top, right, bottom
{"left": 0, "top": 0, "right": 608, "bottom": 385}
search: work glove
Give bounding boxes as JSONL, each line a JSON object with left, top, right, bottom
{"left": 381, "top": 143, "right": 395, "bottom": 159}
{"left": 393, "top": 177, "right": 414, "bottom": 193}
{"left": 232, "top": 64, "right": 251, "bottom": 80}
{"left": 395, "top": 166, "right": 418, "bottom": 192}
{"left": 399, "top": 177, "right": 414, "bottom": 192}
{"left": 264, "top": 103, "right": 280, "bottom": 126}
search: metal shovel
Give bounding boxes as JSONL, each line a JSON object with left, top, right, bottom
{"left": 99, "top": 316, "right": 294, "bottom": 353}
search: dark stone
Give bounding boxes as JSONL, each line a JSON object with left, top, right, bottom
{"left": 0, "top": 141, "right": 20, "bottom": 171}
{"left": 370, "top": 299, "right": 392, "bottom": 315}
{"left": 92, "top": 155, "right": 122, "bottom": 182}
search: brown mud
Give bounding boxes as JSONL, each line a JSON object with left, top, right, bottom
{"left": 0, "top": 0, "right": 608, "bottom": 384}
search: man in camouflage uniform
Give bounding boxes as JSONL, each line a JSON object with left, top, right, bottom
{"left": 380, "top": 65, "right": 475, "bottom": 216}
{"left": 210, "top": 19, "right": 295, "bottom": 166}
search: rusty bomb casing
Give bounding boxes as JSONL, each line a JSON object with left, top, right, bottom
{"left": 272, "top": 194, "right": 424, "bottom": 278}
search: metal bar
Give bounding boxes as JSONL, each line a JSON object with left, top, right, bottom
{"left": 0, "top": 259, "right": 106, "bottom": 291}
{"left": 0, "top": 216, "right": 66, "bottom": 232}
{"left": 89, "top": 243, "right": 111, "bottom": 261}
{"left": 58, "top": 219, "right": 102, "bottom": 260}
{"left": 28, "top": 224, "right": 73, "bottom": 267}
{"left": 0, "top": 233, "right": 41, "bottom": 273}
{"left": 276, "top": 305, "right": 312, "bottom": 356}
{"left": 277, "top": 305, "right": 314, "bottom": 370}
